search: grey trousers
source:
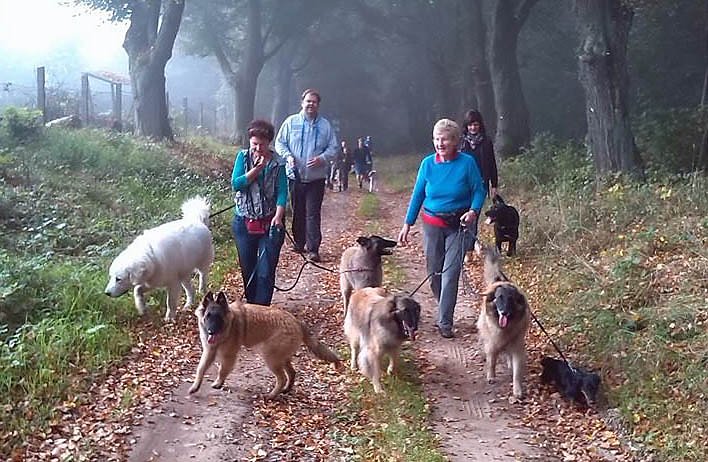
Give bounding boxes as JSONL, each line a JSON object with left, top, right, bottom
{"left": 423, "top": 220, "right": 477, "bottom": 329}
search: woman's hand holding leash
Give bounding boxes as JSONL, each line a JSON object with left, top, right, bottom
{"left": 398, "top": 224, "right": 411, "bottom": 246}
{"left": 460, "top": 210, "right": 477, "bottom": 227}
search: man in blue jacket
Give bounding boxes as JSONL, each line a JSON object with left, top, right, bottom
{"left": 275, "top": 89, "right": 338, "bottom": 262}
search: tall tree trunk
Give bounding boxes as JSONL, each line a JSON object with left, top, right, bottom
{"left": 123, "top": 0, "right": 184, "bottom": 140}
{"left": 271, "top": 50, "right": 296, "bottom": 128}
{"left": 466, "top": 0, "right": 497, "bottom": 136}
{"left": 575, "top": 0, "right": 644, "bottom": 177}
{"left": 489, "top": 0, "right": 537, "bottom": 158}
{"left": 698, "top": 0, "right": 708, "bottom": 170}
{"left": 232, "top": 0, "right": 266, "bottom": 143}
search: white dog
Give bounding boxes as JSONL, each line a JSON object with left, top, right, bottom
{"left": 104, "top": 197, "right": 214, "bottom": 321}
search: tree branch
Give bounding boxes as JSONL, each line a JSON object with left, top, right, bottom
{"left": 153, "top": 0, "right": 186, "bottom": 66}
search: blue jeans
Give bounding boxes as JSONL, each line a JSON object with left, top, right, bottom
{"left": 423, "top": 220, "right": 477, "bottom": 329}
{"left": 232, "top": 216, "right": 285, "bottom": 305}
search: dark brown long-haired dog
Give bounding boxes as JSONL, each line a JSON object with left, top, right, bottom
{"left": 477, "top": 248, "right": 529, "bottom": 398}
{"left": 189, "top": 291, "right": 341, "bottom": 398}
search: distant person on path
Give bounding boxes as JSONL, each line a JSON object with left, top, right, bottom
{"left": 231, "top": 119, "right": 287, "bottom": 305}
{"left": 353, "top": 137, "right": 373, "bottom": 189}
{"left": 398, "top": 119, "right": 485, "bottom": 338}
{"left": 459, "top": 109, "right": 498, "bottom": 198}
{"left": 275, "top": 89, "right": 338, "bottom": 262}
{"left": 364, "top": 135, "right": 373, "bottom": 154}
{"left": 333, "top": 139, "right": 351, "bottom": 191}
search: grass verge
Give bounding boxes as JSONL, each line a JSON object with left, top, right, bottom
{"left": 499, "top": 136, "right": 708, "bottom": 462}
{"left": 0, "top": 126, "right": 234, "bottom": 456}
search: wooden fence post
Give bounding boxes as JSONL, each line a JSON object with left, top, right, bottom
{"left": 80, "top": 73, "right": 90, "bottom": 125}
{"left": 36, "top": 66, "right": 46, "bottom": 123}
{"left": 182, "top": 97, "right": 188, "bottom": 136}
{"left": 112, "top": 82, "right": 122, "bottom": 131}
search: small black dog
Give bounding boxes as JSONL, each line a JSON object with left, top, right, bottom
{"left": 541, "top": 356, "right": 601, "bottom": 406}
{"left": 484, "top": 194, "right": 520, "bottom": 256}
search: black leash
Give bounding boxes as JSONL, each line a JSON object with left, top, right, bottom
{"left": 209, "top": 203, "right": 235, "bottom": 219}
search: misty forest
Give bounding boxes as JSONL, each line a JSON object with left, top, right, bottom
{"left": 1, "top": 0, "right": 707, "bottom": 461}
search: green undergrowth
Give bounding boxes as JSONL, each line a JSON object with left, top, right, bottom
{"left": 496, "top": 134, "right": 708, "bottom": 462}
{"left": 0, "top": 121, "right": 234, "bottom": 456}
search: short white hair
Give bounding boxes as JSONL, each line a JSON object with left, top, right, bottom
{"left": 432, "top": 118, "right": 460, "bottom": 142}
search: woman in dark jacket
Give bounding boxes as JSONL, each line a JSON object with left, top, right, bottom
{"left": 459, "top": 110, "right": 498, "bottom": 197}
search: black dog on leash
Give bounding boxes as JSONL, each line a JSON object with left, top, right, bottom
{"left": 484, "top": 194, "right": 520, "bottom": 256}
{"left": 541, "top": 356, "right": 601, "bottom": 407}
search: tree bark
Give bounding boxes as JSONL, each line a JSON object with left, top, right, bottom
{"left": 465, "top": 0, "right": 496, "bottom": 136}
{"left": 698, "top": 0, "right": 708, "bottom": 170}
{"left": 575, "top": 0, "right": 644, "bottom": 177}
{"left": 489, "top": 0, "right": 537, "bottom": 158}
{"left": 123, "top": 0, "right": 184, "bottom": 140}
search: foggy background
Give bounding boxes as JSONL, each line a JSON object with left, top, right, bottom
{"left": 0, "top": 0, "right": 704, "bottom": 154}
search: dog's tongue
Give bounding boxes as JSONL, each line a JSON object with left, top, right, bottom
{"left": 499, "top": 315, "right": 508, "bottom": 328}
{"left": 207, "top": 334, "right": 217, "bottom": 344}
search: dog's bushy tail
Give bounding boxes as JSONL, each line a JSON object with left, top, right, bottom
{"left": 300, "top": 321, "right": 341, "bottom": 365}
{"left": 181, "top": 196, "right": 210, "bottom": 226}
{"left": 483, "top": 245, "right": 508, "bottom": 285}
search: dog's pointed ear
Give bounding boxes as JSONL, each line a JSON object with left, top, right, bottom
{"left": 356, "top": 236, "right": 370, "bottom": 247}
{"left": 216, "top": 291, "right": 228, "bottom": 306}
{"left": 200, "top": 291, "right": 213, "bottom": 313}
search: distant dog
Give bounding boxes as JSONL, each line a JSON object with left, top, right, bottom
{"left": 189, "top": 291, "right": 341, "bottom": 398}
{"left": 484, "top": 194, "right": 520, "bottom": 256}
{"left": 104, "top": 196, "right": 214, "bottom": 321}
{"left": 344, "top": 287, "right": 421, "bottom": 393}
{"left": 339, "top": 235, "right": 397, "bottom": 315}
{"left": 541, "top": 356, "right": 601, "bottom": 406}
{"left": 477, "top": 247, "right": 529, "bottom": 397}
{"left": 368, "top": 170, "right": 377, "bottom": 193}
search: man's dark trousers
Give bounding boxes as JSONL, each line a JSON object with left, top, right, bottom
{"left": 289, "top": 178, "right": 326, "bottom": 254}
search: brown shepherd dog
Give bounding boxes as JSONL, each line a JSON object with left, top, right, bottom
{"left": 189, "top": 291, "right": 341, "bottom": 398}
{"left": 344, "top": 287, "right": 421, "bottom": 394}
{"left": 476, "top": 248, "right": 530, "bottom": 398}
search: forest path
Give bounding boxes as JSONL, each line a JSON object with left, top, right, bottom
{"left": 372, "top": 186, "right": 550, "bottom": 461}
{"left": 126, "top": 179, "right": 552, "bottom": 461}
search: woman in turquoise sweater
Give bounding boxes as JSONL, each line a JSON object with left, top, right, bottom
{"left": 231, "top": 119, "right": 288, "bottom": 305}
{"left": 398, "top": 119, "right": 485, "bottom": 338}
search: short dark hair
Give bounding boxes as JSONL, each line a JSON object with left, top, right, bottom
{"left": 247, "top": 119, "right": 275, "bottom": 141}
{"left": 301, "top": 88, "right": 321, "bottom": 103}
{"left": 462, "top": 109, "right": 486, "bottom": 134}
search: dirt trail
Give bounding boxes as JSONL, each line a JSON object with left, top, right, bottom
{"left": 125, "top": 182, "right": 553, "bottom": 461}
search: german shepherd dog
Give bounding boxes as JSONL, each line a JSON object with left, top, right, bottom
{"left": 344, "top": 287, "right": 421, "bottom": 394}
{"left": 477, "top": 248, "right": 529, "bottom": 397}
{"left": 189, "top": 291, "right": 341, "bottom": 398}
{"left": 484, "top": 194, "right": 520, "bottom": 256}
{"left": 541, "top": 356, "right": 601, "bottom": 407}
{"left": 339, "top": 235, "right": 397, "bottom": 315}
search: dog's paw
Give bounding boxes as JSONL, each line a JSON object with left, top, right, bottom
{"left": 188, "top": 383, "right": 200, "bottom": 394}
{"left": 211, "top": 380, "right": 224, "bottom": 389}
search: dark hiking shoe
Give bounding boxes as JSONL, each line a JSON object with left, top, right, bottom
{"left": 306, "top": 252, "right": 321, "bottom": 262}
{"left": 438, "top": 325, "right": 454, "bottom": 338}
